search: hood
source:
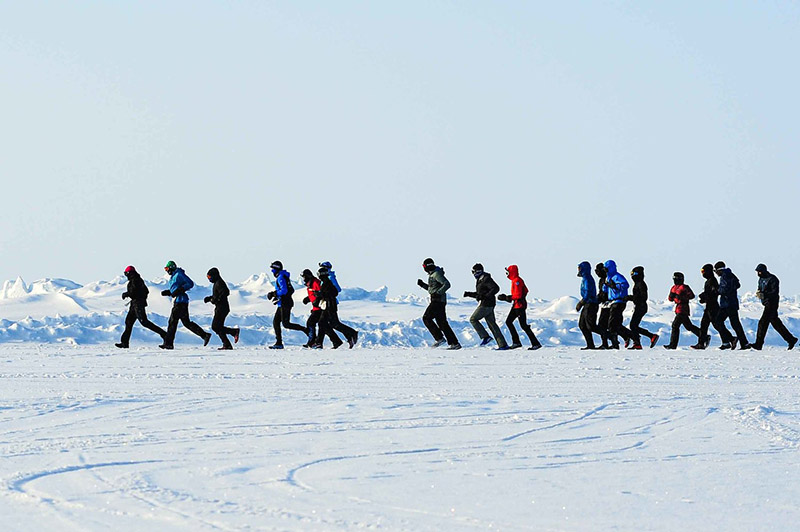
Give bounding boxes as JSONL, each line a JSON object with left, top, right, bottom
{"left": 206, "top": 267, "right": 220, "bottom": 282}
{"left": 604, "top": 260, "right": 618, "bottom": 277}
{"left": 630, "top": 266, "right": 644, "bottom": 280}
{"left": 578, "top": 261, "right": 592, "bottom": 277}
{"left": 505, "top": 265, "right": 519, "bottom": 279}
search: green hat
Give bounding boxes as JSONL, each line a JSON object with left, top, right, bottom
{"left": 164, "top": 260, "right": 177, "bottom": 272}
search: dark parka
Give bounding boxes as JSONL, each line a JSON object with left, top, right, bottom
{"left": 698, "top": 272, "right": 720, "bottom": 312}
{"left": 757, "top": 272, "right": 781, "bottom": 307}
{"left": 207, "top": 268, "right": 230, "bottom": 313}
{"left": 718, "top": 268, "right": 741, "bottom": 310}
{"left": 465, "top": 273, "right": 499, "bottom": 307}
{"left": 123, "top": 272, "right": 150, "bottom": 306}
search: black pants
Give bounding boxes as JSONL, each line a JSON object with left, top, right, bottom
{"left": 423, "top": 301, "right": 459, "bottom": 345}
{"left": 308, "top": 310, "right": 342, "bottom": 347}
{"left": 273, "top": 302, "right": 308, "bottom": 344}
{"left": 120, "top": 303, "right": 166, "bottom": 345}
{"left": 212, "top": 306, "right": 238, "bottom": 348}
{"left": 505, "top": 307, "right": 540, "bottom": 347}
{"left": 598, "top": 306, "right": 611, "bottom": 347}
{"left": 324, "top": 308, "right": 356, "bottom": 343}
{"left": 628, "top": 303, "right": 655, "bottom": 347}
{"left": 579, "top": 302, "right": 601, "bottom": 348}
{"left": 717, "top": 307, "right": 749, "bottom": 346}
{"left": 607, "top": 302, "right": 631, "bottom": 348}
{"left": 699, "top": 305, "right": 733, "bottom": 346}
{"left": 164, "top": 302, "right": 208, "bottom": 346}
{"left": 755, "top": 303, "right": 796, "bottom": 347}
{"left": 669, "top": 314, "right": 702, "bottom": 348}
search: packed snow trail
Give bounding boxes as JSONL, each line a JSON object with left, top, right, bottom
{"left": 1, "top": 344, "right": 800, "bottom": 530}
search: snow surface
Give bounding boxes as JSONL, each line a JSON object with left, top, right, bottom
{"left": 1, "top": 344, "right": 800, "bottom": 531}
{"left": 2, "top": 273, "right": 800, "bottom": 348}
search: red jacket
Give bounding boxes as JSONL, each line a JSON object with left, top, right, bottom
{"left": 306, "top": 278, "right": 322, "bottom": 311}
{"left": 507, "top": 265, "right": 529, "bottom": 309}
{"left": 668, "top": 284, "right": 694, "bottom": 315}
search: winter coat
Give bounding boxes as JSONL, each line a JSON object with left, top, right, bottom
{"left": 578, "top": 262, "right": 598, "bottom": 305}
{"left": 305, "top": 277, "right": 322, "bottom": 311}
{"left": 328, "top": 270, "right": 342, "bottom": 292}
{"left": 427, "top": 268, "right": 451, "bottom": 303}
{"left": 123, "top": 272, "right": 150, "bottom": 307}
{"left": 668, "top": 284, "right": 695, "bottom": 315}
{"left": 167, "top": 268, "right": 194, "bottom": 304}
{"left": 757, "top": 273, "right": 780, "bottom": 307}
{"left": 629, "top": 279, "right": 648, "bottom": 308}
{"left": 317, "top": 276, "right": 340, "bottom": 312}
{"left": 274, "top": 270, "right": 294, "bottom": 307}
{"left": 506, "top": 265, "right": 529, "bottom": 310}
{"left": 210, "top": 278, "right": 231, "bottom": 312}
{"left": 603, "top": 260, "right": 629, "bottom": 304}
{"left": 471, "top": 272, "right": 499, "bottom": 308}
{"left": 718, "top": 268, "right": 741, "bottom": 310}
{"left": 699, "top": 276, "right": 720, "bottom": 311}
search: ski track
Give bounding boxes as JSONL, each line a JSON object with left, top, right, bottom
{"left": 1, "top": 345, "right": 800, "bottom": 530}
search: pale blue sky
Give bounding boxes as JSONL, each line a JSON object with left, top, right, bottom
{"left": 2, "top": 2, "right": 799, "bottom": 298}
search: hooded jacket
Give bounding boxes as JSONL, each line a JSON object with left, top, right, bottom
{"left": 628, "top": 270, "right": 648, "bottom": 307}
{"left": 578, "top": 261, "right": 598, "bottom": 305}
{"left": 699, "top": 273, "right": 720, "bottom": 311}
{"left": 471, "top": 272, "right": 499, "bottom": 308}
{"left": 506, "top": 265, "right": 529, "bottom": 310}
{"left": 305, "top": 277, "right": 322, "bottom": 311}
{"left": 207, "top": 268, "right": 230, "bottom": 312}
{"left": 123, "top": 271, "right": 150, "bottom": 306}
{"left": 167, "top": 268, "right": 194, "bottom": 304}
{"left": 668, "top": 284, "right": 695, "bottom": 315}
{"left": 757, "top": 272, "right": 780, "bottom": 307}
{"left": 603, "top": 260, "right": 629, "bottom": 304}
{"left": 317, "top": 275, "right": 340, "bottom": 311}
{"left": 426, "top": 267, "right": 451, "bottom": 303}
{"left": 717, "top": 268, "right": 741, "bottom": 310}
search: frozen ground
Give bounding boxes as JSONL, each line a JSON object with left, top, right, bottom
{"left": 1, "top": 344, "right": 800, "bottom": 531}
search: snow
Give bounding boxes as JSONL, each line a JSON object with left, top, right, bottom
{"left": 1, "top": 344, "right": 800, "bottom": 530}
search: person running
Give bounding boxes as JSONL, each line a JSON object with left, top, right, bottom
{"left": 316, "top": 265, "right": 358, "bottom": 348}
{"left": 301, "top": 268, "right": 342, "bottom": 349}
{"left": 714, "top": 261, "right": 751, "bottom": 349}
{"left": 602, "top": 260, "right": 632, "bottom": 350}
{"left": 116, "top": 265, "right": 166, "bottom": 348}
{"left": 497, "top": 265, "right": 542, "bottom": 350}
{"left": 576, "top": 261, "right": 601, "bottom": 350}
{"left": 159, "top": 260, "right": 211, "bottom": 350}
{"left": 417, "top": 258, "right": 461, "bottom": 349}
{"left": 204, "top": 267, "right": 240, "bottom": 350}
{"left": 595, "top": 262, "right": 611, "bottom": 349}
{"left": 664, "top": 272, "right": 703, "bottom": 350}
{"left": 266, "top": 261, "right": 309, "bottom": 349}
{"left": 464, "top": 263, "right": 509, "bottom": 350}
{"left": 318, "top": 261, "right": 357, "bottom": 345}
{"left": 626, "top": 266, "right": 658, "bottom": 350}
{"left": 752, "top": 264, "right": 798, "bottom": 350}
{"left": 693, "top": 263, "right": 734, "bottom": 350}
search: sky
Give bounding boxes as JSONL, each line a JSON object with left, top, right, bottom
{"left": 2, "top": 1, "right": 799, "bottom": 299}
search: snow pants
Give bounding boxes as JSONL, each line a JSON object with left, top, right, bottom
{"left": 212, "top": 306, "right": 238, "bottom": 348}
{"left": 607, "top": 302, "right": 631, "bottom": 348}
{"left": 423, "top": 301, "right": 459, "bottom": 346}
{"left": 505, "top": 307, "right": 540, "bottom": 347}
{"left": 628, "top": 303, "right": 655, "bottom": 347}
{"left": 717, "top": 307, "right": 750, "bottom": 346}
{"left": 308, "top": 309, "right": 343, "bottom": 347}
{"left": 120, "top": 303, "right": 166, "bottom": 345}
{"left": 668, "top": 314, "right": 702, "bottom": 348}
{"left": 273, "top": 302, "right": 308, "bottom": 344}
{"left": 469, "top": 305, "right": 508, "bottom": 348}
{"left": 755, "top": 303, "right": 797, "bottom": 348}
{"left": 164, "top": 302, "right": 208, "bottom": 347}
{"left": 699, "top": 305, "right": 734, "bottom": 346}
{"left": 579, "top": 302, "right": 601, "bottom": 348}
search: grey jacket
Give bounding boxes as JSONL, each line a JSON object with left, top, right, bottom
{"left": 426, "top": 267, "right": 451, "bottom": 303}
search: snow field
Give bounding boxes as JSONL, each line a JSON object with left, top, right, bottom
{"left": 1, "top": 344, "right": 800, "bottom": 530}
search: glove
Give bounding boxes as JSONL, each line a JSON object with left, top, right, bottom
{"left": 698, "top": 294, "right": 706, "bottom": 304}
{"left": 498, "top": 294, "right": 510, "bottom": 302}
{"left": 121, "top": 292, "right": 129, "bottom": 300}
{"left": 463, "top": 291, "right": 478, "bottom": 299}
{"left": 605, "top": 280, "right": 616, "bottom": 289}
{"left": 204, "top": 296, "right": 212, "bottom": 303}
{"left": 303, "top": 296, "right": 310, "bottom": 305}
{"left": 417, "top": 279, "right": 427, "bottom": 289}
{"left": 267, "top": 290, "right": 277, "bottom": 300}
{"left": 576, "top": 300, "right": 584, "bottom": 312}
{"left": 161, "top": 290, "right": 171, "bottom": 297}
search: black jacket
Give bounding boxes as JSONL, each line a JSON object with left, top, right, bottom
{"left": 757, "top": 273, "right": 780, "bottom": 307}
{"left": 210, "top": 278, "right": 231, "bottom": 312}
{"left": 465, "top": 273, "right": 499, "bottom": 307}
{"left": 628, "top": 279, "right": 648, "bottom": 308}
{"left": 317, "top": 277, "right": 340, "bottom": 312}
{"left": 698, "top": 276, "right": 720, "bottom": 310}
{"left": 123, "top": 273, "right": 149, "bottom": 307}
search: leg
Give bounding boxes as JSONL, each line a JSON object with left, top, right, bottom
{"left": 435, "top": 305, "right": 459, "bottom": 346}
{"left": 306, "top": 311, "right": 322, "bottom": 345}
{"left": 212, "top": 308, "right": 232, "bottom": 348}
{"left": 628, "top": 306, "right": 644, "bottom": 347}
{"left": 329, "top": 312, "right": 357, "bottom": 342}
{"left": 322, "top": 311, "right": 344, "bottom": 347}
{"left": 709, "top": 308, "right": 734, "bottom": 344}
{"left": 469, "top": 306, "right": 491, "bottom": 341}
{"left": 725, "top": 308, "right": 750, "bottom": 346}
{"left": 755, "top": 306, "right": 771, "bottom": 348}
{"left": 423, "top": 303, "right": 444, "bottom": 342}
{"left": 682, "top": 314, "right": 703, "bottom": 338}
{"left": 179, "top": 307, "right": 210, "bottom": 341}
{"left": 273, "top": 307, "right": 283, "bottom": 345}
{"left": 505, "top": 308, "right": 521, "bottom": 345}
{"left": 669, "top": 315, "right": 683, "bottom": 348}
{"left": 768, "top": 304, "right": 797, "bottom": 344}
{"left": 598, "top": 307, "right": 611, "bottom": 348}
{"left": 135, "top": 305, "right": 166, "bottom": 340}
{"left": 579, "top": 305, "right": 596, "bottom": 349}
{"left": 516, "top": 309, "right": 540, "bottom": 347}
{"left": 163, "top": 304, "right": 181, "bottom": 346}
{"left": 699, "top": 309, "right": 711, "bottom": 341}
{"left": 484, "top": 308, "right": 508, "bottom": 348}
{"left": 279, "top": 303, "right": 309, "bottom": 338}
{"left": 119, "top": 306, "right": 137, "bottom": 346}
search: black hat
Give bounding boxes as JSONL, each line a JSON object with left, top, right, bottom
{"left": 301, "top": 268, "right": 313, "bottom": 278}
{"left": 755, "top": 263, "right": 768, "bottom": 274}
{"left": 206, "top": 267, "right": 220, "bottom": 281}
{"left": 701, "top": 263, "right": 714, "bottom": 277}
{"left": 714, "top": 261, "right": 726, "bottom": 270}
{"left": 318, "top": 266, "right": 330, "bottom": 277}
{"left": 422, "top": 258, "right": 436, "bottom": 272}
{"left": 673, "top": 271, "right": 684, "bottom": 281}
{"left": 270, "top": 260, "right": 283, "bottom": 271}
{"left": 631, "top": 266, "right": 644, "bottom": 277}
{"left": 471, "top": 263, "right": 484, "bottom": 273}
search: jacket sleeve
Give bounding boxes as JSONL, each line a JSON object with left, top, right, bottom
{"left": 276, "top": 274, "right": 288, "bottom": 296}
{"left": 685, "top": 286, "right": 695, "bottom": 300}
{"left": 430, "top": 271, "right": 450, "bottom": 295}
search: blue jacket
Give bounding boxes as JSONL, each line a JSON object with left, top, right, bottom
{"left": 578, "top": 261, "right": 598, "bottom": 304}
{"left": 328, "top": 270, "right": 342, "bottom": 293}
{"left": 717, "top": 268, "right": 740, "bottom": 310}
{"left": 168, "top": 268, "right": 194, "bottom": 304}
{"left": 604, "top": 260, "right": 629, "bottom": 303}
{"left": 275, "top": 270, "right": 292, "bottom": 306}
